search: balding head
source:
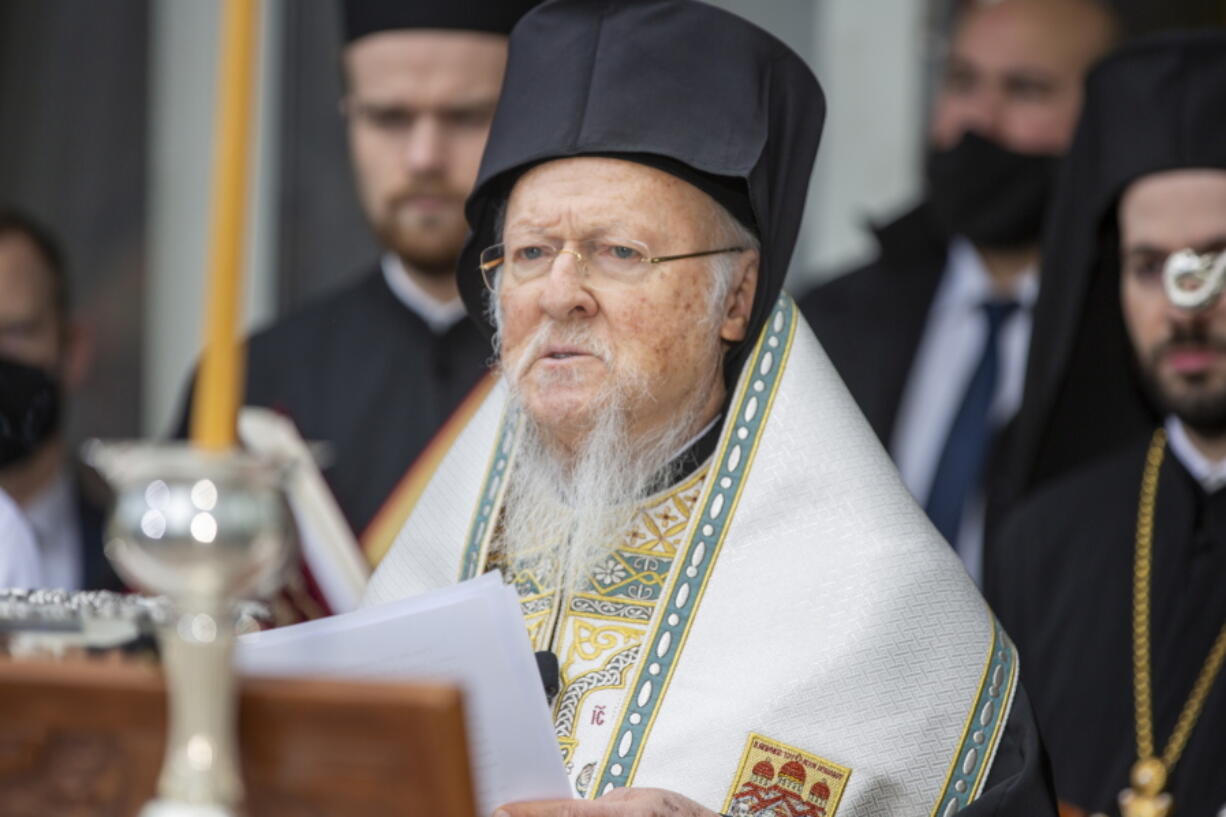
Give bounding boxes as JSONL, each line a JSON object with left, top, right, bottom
{"left": 931, "top": 0, "right": 1120, "bottom": 155}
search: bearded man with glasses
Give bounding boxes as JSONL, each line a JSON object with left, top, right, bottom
{"left": 364, "top": 1, "right": 1055, "bottom": 814}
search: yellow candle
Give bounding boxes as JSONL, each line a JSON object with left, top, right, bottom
{"left": 191, "top": 0, "right": 260, "bottom": 451}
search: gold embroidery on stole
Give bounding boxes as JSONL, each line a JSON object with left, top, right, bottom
{"left": 488, "top": 465, "right": 709, "bottom": 787}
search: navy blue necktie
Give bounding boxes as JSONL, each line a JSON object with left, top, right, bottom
{"left": 924, "top": 300, "right": 1019, "bottom": 548}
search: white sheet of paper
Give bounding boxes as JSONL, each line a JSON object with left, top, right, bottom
{"left": 236, "top": 572, "right": 572, "bottom": 814}
{"left": 237, "top": 407, "right": 368, "bottom": 613}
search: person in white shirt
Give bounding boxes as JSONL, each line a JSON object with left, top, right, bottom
{"left": 0, "top": 486, "right": 41, "bottom": 589}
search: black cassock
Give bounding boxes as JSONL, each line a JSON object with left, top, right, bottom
{"left": 176, "top": 267, "right": 490, "bottom": 537}
{"left": 988, "top": 434, "right": 1226, "bottom": 815}
{"left": 960, "top": 686, "right": 1057, "bottom": 815}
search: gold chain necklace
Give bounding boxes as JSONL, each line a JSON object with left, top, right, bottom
{"left": 1120, "top": 428, "right": 1226, "bottom": 817}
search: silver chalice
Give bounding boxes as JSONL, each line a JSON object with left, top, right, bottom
{"left": 85, "top": 440, "right": 291, "bottom": 817}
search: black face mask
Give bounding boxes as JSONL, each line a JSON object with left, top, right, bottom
{"left": 925, "top": 131, "right": 1061, "bottom": 250}
{"left": 0, "top": 356, "right": 61, "bottom": 468}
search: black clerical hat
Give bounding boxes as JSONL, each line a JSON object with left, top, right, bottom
{"left": 341, "top": 0, "right": 542, "bottom": 43}
{"left": 1007, "top": 30, "right": 1226, "bottom": 501}
{"left": 456, "top": 0, "right": 825, "bottom": 366}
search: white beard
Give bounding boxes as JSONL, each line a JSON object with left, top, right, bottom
{"left": 495, "top": 327, "right": 717, "bottom": 597}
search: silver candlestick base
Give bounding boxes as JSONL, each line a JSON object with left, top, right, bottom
{"left": 85, "top": 441, "right": 291, "bottom": 817}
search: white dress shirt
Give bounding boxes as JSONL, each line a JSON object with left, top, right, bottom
{"left": 891, "top": 237, "right": 1038, "bottom": 584}
{"left": 23, "top": 469, "right": 83, "bottom": 590}
{"left": 1165, "top": 415, "right": 1226, "bottom": 493}
{"left": 0, "top": 486, "right": 42, "bottom": 588}
{"left": 381, "top": 253, "right": 467, "bottom": 335}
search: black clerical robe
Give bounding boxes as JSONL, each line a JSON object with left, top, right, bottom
{"left": 177, "top": 267, "right": 491, "bottom": 539}
{"left": 988, "top": 434, "right": 1226, "bottom": 815}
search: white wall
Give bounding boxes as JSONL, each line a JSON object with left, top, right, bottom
{"left": 806, "top": 1, "right": 929, "bottom": 282}
{"left": 710, "top": 0, "right": 929, "bottom": 290}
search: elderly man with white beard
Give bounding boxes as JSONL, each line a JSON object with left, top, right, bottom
{"left": 363, "top": 1, "right": 1056, "bottom": 814}
{"left": 488, "top": 157, "right": 760, "bottom": 593}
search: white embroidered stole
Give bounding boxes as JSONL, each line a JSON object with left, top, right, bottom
{"left": 487, "top": 465, "right": 710, "bottom": 794}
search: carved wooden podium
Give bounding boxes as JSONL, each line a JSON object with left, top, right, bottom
{"left": 0, "top": 658, "right": 476, "bottom": 817}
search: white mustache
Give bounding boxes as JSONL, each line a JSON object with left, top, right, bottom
{"left": 508, "top": 322, "right": 614, "bottom": 383}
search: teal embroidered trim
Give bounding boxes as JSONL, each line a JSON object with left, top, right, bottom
{"left": 458, "top": 411, "right": 519, "bottom": 581}
{"left": 593, "top": 294, "right": 797, "bottom": 794}
{"left": 931, "top": 615, "right": 1018, "bottom": 815}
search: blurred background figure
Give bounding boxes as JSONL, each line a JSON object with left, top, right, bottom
{"left": 800, "top": 0, "right": 1119, "bottom": 583}
{"left": 0, "top": 487, "right": 41, "bottom": 588}
{"left": 0, "top": 208, "right": 121, "bottom": 592}
{"left": 988, "top": 32, "right": 1226, "bottom": 814}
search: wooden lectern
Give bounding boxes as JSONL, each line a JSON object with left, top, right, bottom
{"left": 0, "top": 658, "right": 476, "bottom": 817}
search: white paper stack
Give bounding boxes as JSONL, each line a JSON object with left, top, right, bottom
{"left": 236, "top": 572, "right": 572, "bottom": 814}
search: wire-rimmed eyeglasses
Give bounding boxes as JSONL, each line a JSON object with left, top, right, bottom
{"left": 478, "top": 237, "right": 746, "bottom": 291}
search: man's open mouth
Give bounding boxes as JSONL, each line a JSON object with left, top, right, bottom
{"left": 541, "top": 347, "right": 592, "bottom": 361}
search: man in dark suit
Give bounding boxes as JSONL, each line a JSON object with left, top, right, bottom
{"left": 0, "top": 207, "right": 122, "bottom": 592}
{"left": 800, "top": 0, "right": 1118, "bottom": 582}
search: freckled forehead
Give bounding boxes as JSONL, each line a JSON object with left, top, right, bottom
{"left": 504, "top": 157, "right": 715, "bottom": 242}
